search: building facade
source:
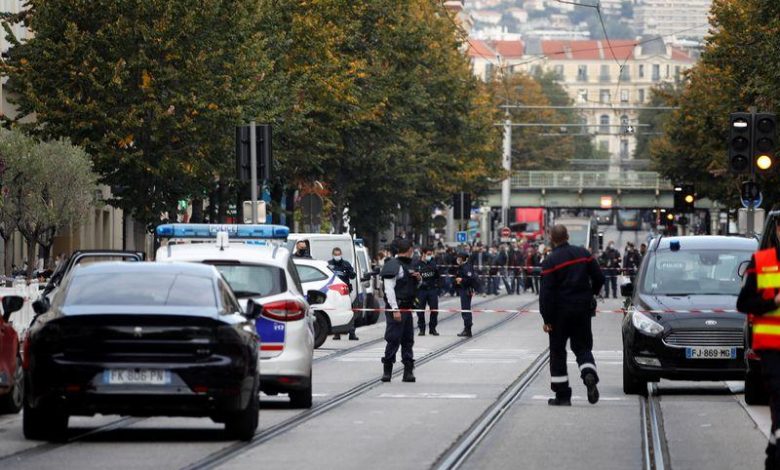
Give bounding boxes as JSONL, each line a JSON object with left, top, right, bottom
{"left": 634, "top": 0, "right": 713, "bottom": 41}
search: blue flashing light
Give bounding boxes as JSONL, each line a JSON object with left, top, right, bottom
{"left": 155, "top": 224, "right": 289, "bottom": 240}
{"left": 669, "top": 240, "right": 681, "bottom": 252}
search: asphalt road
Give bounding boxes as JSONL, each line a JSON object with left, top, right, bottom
{"left": 0, "top": 295, "right": 771, "bottom": 470}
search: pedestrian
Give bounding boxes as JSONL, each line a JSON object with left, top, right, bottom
{"left": 293, "top": 240, "right": 312, "bottom": 259}
{"left": 510, "top": 243, "right": 525, "bottom": 294}
{"left": 328, "top": 247, "right": 359, "bottom": 341}
{"left": 623, "top": 242, "right": 642, "bottom": 282}
{"left": 495, "top": 244, "right": 512, "bottom": 294}
{"left": 470, "top": 244, "right": 489, "bottom": 297}
{"left": 527, "top": 245, "right": 542, "bottom": 294}
{"left": 414, "top": 247, "right": 441, "bottom": 336}
{"left": 540, "top": 225, "right": 606, "bottom": 406}
{"left": 487, "top": 246, "right": 499, "bottom": 295}
{"left": 455, "top": 252, "right": 480, "bottom": 337}
{"left": 737, "top": 221, "right": 780, "bottom": 469}
{"left": 380, "top": 238, "right": 421, "bottom": 383}
{"left": 599, "top": 241, "right": 621, "bottom": 298}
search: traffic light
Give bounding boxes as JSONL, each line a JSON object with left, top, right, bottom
{"left": 235, "top": 124, "right": 273, "bottom": 183}
{"left": 753, "top": 113, "right": 776, "bottom": 172}
{"left": 673, "top": 184, "right": 695, "bottom": 212}
{"left": 452, "top": 192, "right": 471, "bottom": 220}
{"left": 729, "top": 112, "right": 751, "bottom": 174}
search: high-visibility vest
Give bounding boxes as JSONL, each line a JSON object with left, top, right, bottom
{"left": 751, "top": 248, "right": 780, "bottom": 350}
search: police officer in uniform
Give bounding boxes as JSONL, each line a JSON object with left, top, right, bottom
{"left": 328, "top": 247, "right": 358, "bottom": 341}
{"left": 738, "top": 221, "right": 780, "bottom": 470}
{"left": 414, "top": 247, "right": 441, "bottom": 336}
{"left": 455, "top": 252, "right": 480, "bottom": 337}
{"left": 540, "top": 225, "right": 605, "bottom": 406}
{"left": 381, "top": 239, "right": 421, "bottom": 383}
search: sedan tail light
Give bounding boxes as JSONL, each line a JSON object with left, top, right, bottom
{"left": 328, "top": 283, "right": 350, "bottom": 296}
{"left": 262, "top": 300, "right": 306, "bottom": 322}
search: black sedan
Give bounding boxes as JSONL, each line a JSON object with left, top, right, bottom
{"left": 621, "top": 236, "right": 756, "bottom": 395}
{"left": 22, "top": 262, "right": 261, "bottom": 441}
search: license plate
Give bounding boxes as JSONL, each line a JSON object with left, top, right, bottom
{"left": 103, "top": 369, "right": 171, "bottom": 385}
{"left": 685, "top": 347, "right": 736, "bottom": 359}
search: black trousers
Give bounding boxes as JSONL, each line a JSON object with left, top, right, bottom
{"left": 417, "top": 289, "right": 439, "bottom": 330}
{"left": 460, "top": 289, "right": 473, "bottom": 328}
{"left": 549, "top": 311, "right": 598, "bottom": 399}
{"left": 761, "top": 350, "right": 780, "bottom": 469}
{"left": 383, "top": 307, "right": 415, "bottom": 365}
{"left": 604, "top": 269, "right": 618, "bottom": 298}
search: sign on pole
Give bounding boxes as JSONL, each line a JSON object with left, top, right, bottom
{"left": 456, "top": 231, "right": 467, "bottom": 243}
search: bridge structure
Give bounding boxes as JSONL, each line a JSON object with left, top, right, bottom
{"left": 484, "top": 171, "right": 717, "bottom": 209}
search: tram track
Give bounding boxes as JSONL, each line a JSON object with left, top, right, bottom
{"left": 641, "top": 383, "right": 670, "bottom": 470}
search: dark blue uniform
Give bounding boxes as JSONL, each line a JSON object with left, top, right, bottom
{"left": 414, "top": 258, "right": 441, "bottom": 334}
{"left": 381, "top": 257, "right": 417, "bottom": 365}
{"left": 456, "top": 261, "right": 480, "bottom": 331}
{"left": 540, "top": 242, "right": 605, "bottom": 402}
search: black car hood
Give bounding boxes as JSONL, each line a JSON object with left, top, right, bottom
{"left": 636, "top": 293, "right": 744, "bottom": 328}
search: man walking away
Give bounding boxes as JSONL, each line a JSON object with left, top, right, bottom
{"left": 380, "top": 239, "right": 421, "bottom": 383}
{"left": 540, "top": 225, "right": 605, "bottom": 406}
{"left": 414, "top": 247, "right": 441, "bottom": 336}
{"left": 328, "top": 247, "right": 359, "bottom": 341}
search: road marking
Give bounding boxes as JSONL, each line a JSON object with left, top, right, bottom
{"left": 377, "top": 393, "right": 478, "bottom": 400}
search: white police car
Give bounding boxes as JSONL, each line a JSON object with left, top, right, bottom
{"left": 155, "top": 224, "right": 318, "bottom": 408}
{"left": 293, "top": 258, "right": 355, "bottom": 348}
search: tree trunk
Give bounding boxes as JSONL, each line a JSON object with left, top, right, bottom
{"left": 208, "top": 186, "right": 218, "bottom": 223}
{"left": 2, "top": 235, "right": 11, "bottom": 277}
{"left": 190, "top": 198, "right": 203, "bottom": 223}
{"left": 218, "top": 183, "right": 229, "bottom": 223}
{"left": 26, "top": 236, "right": 36, "bottom": 279}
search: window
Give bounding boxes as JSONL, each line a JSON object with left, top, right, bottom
{"left": 619, "top": 66, "right": 630, "bottom": 81}
{"left": 577, "top": 89, "right": 588, "bottom": 103}
{"left": 577, "top": 65, "right": 588, "bottom": 81}
{"left": 297, "top": 264, "right": 329, "bottom": 283}
{"left": 620, "top": 140, "right": 629, "bottom": 159}
{"left": 212, "top": 263, "right": 287, "bottom": 298}
{"left": 652, "top": 64, "right": 660, "bottom": 81}
{"left": 620, "top": 89, "right": 629, "bottom": 103}
{"left": 599, "top": 140, "right": 609, "bottom": 152}
{"left": 599, "top": 115, "right": 610, "bottom": 134}
{"left": 638, "top": 64, "right": 645, "bottom": 78}
{"left": 65, "top": 273, "right": 217, "bottom": 307}
{"left": 553, "top": 64, "right": 564, "bottom": 79}
{"left": 219, "top": 279, "right": 242, "bottom": 315}
{"left": 599, "top": 89, "right": 610, "bottom": 104}
{"left": 287, "top": 258, "right": 304, "bottom": 294}
{"left": 665, "top": 64, "right": 670, "bottom": 78}
{"left": 599, "top": 64, "right": 610, "bottom": 82}
{"left": 485, "top": 63, "right": 495, "bottom": 81}
{"left": 641, "top": 249, "right": 754, "bottom": 296}
{"left": 530, "top": 65, "right": 541, "bottom": 76}
{"left": 675, "top": 66, "right": 681, "bottom": 82}
{"left": 638, "top": 89, "right": 645, "bottom": 103}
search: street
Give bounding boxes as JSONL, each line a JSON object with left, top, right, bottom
{"left": 0, "top": 295, "right": 769, "bottom": 470}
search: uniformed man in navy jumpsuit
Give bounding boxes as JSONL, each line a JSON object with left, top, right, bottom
{"left": 455, "top": 252, "right": 480, "bottom": 337}
{"left": 540, "top": 225, "right": 605, "bottom": 406}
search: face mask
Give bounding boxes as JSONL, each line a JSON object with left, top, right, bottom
{"left": 426, "top": 255, "right": 433, "bottom": 262}
{"left": 334, "top": 256, "right": 342, "bottom": 261}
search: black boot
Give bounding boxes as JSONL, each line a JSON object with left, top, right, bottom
{"left": 429, "top": 326, "right": 439, "bottom": 336}
{"left": 418, "top": 327, "right": 426, "bottom": 336}
{"left": 381, "top": 363, "right": 393, "bottom": 382}
{"left": 402, "top": 363, "right": 416, "bottom": 383}
{"left": 333, "top": 334, "right": 341, "bottom": 340}
{"left": 584, "top": 373, "right": 599, "bottom": 404}
{"left": 348, "top": 332, "right": 359, "bottom": 341}
{"left": 457, "top": 327, "right": 472, "bottom": 337}
{"left": 547, "top": 397, "right": 572, "bottom": 406}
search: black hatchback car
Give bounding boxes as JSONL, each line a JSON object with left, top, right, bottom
{"left": 22, "top": 262, "right": 261, "bottom": 441}
{"left": 621, "top": 236, "right": 756, "bottom": 395}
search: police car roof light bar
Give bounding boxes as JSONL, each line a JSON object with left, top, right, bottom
{"left": 155, "top": 223, "right": 289, "bottom": 240}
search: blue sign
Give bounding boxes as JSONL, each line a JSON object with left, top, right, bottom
{"left": 456, "top": 231, "right": 467, "bottom": 243}
{"left": 741, "top": 192, "right": 763, "bottom": 209}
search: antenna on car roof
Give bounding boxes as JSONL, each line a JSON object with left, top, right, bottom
{"left": 653, "top": 233, "right": 664, "bottom": 253}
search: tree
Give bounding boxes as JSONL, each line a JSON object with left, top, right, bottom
{"left": 634, "top": 83, "right": 680, "bottom": 161}
{"left": 3, "top": 0, "right": 271, "bottom": 229}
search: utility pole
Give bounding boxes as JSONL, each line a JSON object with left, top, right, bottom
{"left": 501, "top": 111, "right": 511, "bottom": 228}
{"left": 249, "top": 120, "right": 258, "bottom": 224}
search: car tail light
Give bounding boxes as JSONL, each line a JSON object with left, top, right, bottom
{"left": 262, "top": 300, "right": 306, "bottom": 322}
{"left": 328, "top": 283, "right": 350, "bottom": 296}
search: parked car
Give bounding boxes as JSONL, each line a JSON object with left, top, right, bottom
{"left": 156, "top": 223, "right": 318, "bottom": 408}
{"left": 0, "top": 296, "right": 25, "bottom": 414}
{"left": 621, "top": 235, "right": 756, "bottom": 395}
{"left": 355, "top": 241, "right": 380, "bottom": 325}
{"left": 23, "top": 262, "right": 260, "bottom": 441}
{"left": 294, "top": 258, "right": 355, "bottom": 348}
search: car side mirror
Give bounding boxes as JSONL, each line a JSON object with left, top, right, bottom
{"left": 620, "top": 282, "right": 634, "bottom": 298}
{"left": 32, "top": 297, "right": 50, "bottom": 316}
{"left": 244, "top": 299, "right": 263, "bottom": 320}
{"left": 307, "top": 290, "right": 327, "bottom": 305}
{"left": 2, "top": 295, "right": 24, "bottom": 322}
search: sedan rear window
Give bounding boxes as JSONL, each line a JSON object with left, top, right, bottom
{"left": 296, "top": 264, "right": 330, "bottom": 283}
{"left": 65, "top": 273, "right": 217, "bottom": 307}
{"left": 211, "top": 264, "right": 286, "bottom": 298}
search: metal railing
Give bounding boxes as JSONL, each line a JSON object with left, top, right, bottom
{"left": 509, "top": 171, "right": 672, "bottom": 190}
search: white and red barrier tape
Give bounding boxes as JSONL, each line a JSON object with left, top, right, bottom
{"left": 340, "top": 307, "right": 741, "bottom": 315}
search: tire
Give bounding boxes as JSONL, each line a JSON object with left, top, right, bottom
{"left": 289, "top": 371, "right": 313, "bottom": 409}
{"left": 23, "top": 400, "right": 68, "bottom": 441}
{"left": 0, "top": 355, "right": 23, "bottom": 414}
{"left": 365, "top": 296, "right": 380, "bottom": 325}
{"left": 623, "top": 351, "right": 647, "bottom": 396}
{"left": 224, "top": 379, "right": 259, "bottom": 441}
{"left": 313, "top": 312, "right": 330, "bottom": 349}
{"left": 745, "top": 364, "right": 770, "bottom": 406}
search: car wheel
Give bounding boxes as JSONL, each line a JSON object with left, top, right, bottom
{"left": 23, "top": 400, "right": 69, "bottom": 441}
{"left": 745, "top": 363, "right": 770, "bottom": 406}
{"left": 0, "top": 355, "right": 23, "bottom": 414}
{"left": 313, "top": 312, "right": 330, "bottom": 349}
{"left": 623, "top": 351, "right": 647, "bottom": 396}
{"left": 289, "top": 372, "right": 313, "bottom": 409}
{"left": 224, "top": 379, "right": 259, "bottom": 441}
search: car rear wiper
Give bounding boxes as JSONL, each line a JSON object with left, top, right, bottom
{"left": 233, "top": 290, "right": 263, "bottom": 298}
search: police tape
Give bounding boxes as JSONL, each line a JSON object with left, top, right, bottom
{"left": 339, "top": 307, "right": 741, "bottom": 315}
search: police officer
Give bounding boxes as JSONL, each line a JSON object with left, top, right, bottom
{"left": 381, "top": 238, "right": 421, "bottom": 383}
{"left": 293, "top": 240, "right": 312, "bottom": 259}
{"left": 737, "top": 220, "right": 780, "bottom": 470}
{"left": 540, "top": 225, "right": 605, "bottom": 406}
{"left": 328, "top": 247, "right": 359, "bottom": 341}
{"left": 455, "top": 252, "right": 480, "bottom": 337}
{"left": 414, "top": 247, "right": 441, "bottom": 336}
